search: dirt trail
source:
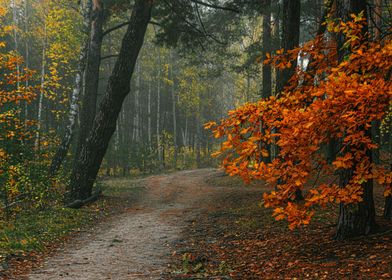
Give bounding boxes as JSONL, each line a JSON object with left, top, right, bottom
{"left": 27, "top": 169, "right": 227, "bottom": 280}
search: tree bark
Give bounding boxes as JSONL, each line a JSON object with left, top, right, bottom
{"left": 384, "top": 197, "right": 392, "bottom": 219}
{"left": 23, "top": 0, "right": 29, "bottom": 119}
{"left": 49, "top": 0, "right": 92, "bottom": 176}
{"left": 11, "top": 0, "right": 20, "bottom": 91}
{"left": 383, "top": 164, "right": 392, "bottom": 219}
{"left": 170, "top": 52, "right": 178, "bottom": 168}
{"left": 277, "top": 0, "right": 300, "bottom": 93}
{"left": 148, "top": 78, "right": 152, "bottom": 149}
{"left": 67, "top": 0, "right": 153, "bottom": 202}
{"left": 373, "top": 0, "right": 382, "bottom": 40}
{"left": 156, "top": 50, "right": 164, "bottom": 170}
{"left": 74, "top": 0, "right": 105, "bottom": 159}
{"left": 334, "top": 0, "right": 377, "bottom": 240}
{"left": 335, "top": 152, "right": 377, "bottom": 240}
{"left": 35, "top": 23, "right": 47, "bottom": 150}
{"left": 262, "top": 0, "right": 271, "bottom": 99}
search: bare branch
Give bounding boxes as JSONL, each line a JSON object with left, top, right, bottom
{"left": 101, "top": 54, "right": 119, "bottom": 60}
{"left": 189, "top": 0, "right": 240, "bottom": 13}
{"left": 103, "top": 20, "right": 163, "bottom": 36}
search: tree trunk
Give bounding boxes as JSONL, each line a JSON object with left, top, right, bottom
{"left": 384, "top": 196, "right": 392, "bottom": 220}
{"left": 74, "top": 0, "right": 104, "bottom": 159}
{"left": 277, "top": 0, "right": 300, "bottom": 93}
{"left": 335, "top": 156, "right": 377, "bottom": 240}
{"left": 67, "top": 0, "right": 153, "bottom": 202}
{"left": 373, "top": 0, "right": 382, "bottom": 40}
{"left": 35, "top": 23, "right": 47, "bottom": 150}
{"left": 383, "top": 164, "right": 392, "bottom": 219}
{"left": 262, "top": 0, "right": 271, "bottom": 99}
{"left": 170, "top": 53, "right": 178, "bottom": 168}
{"left": 273, "top": 0, "right": 300, "bottom": 163}
{"left": 148, "top": 78, "right": 152, "bottom": 149}
{"left": 156, "top": 50, "right": 163, "bottom": 170}
{"left": 134, "top": 61, "right": 141, "bottom": 143}
{"left": 334, "top": 0, "right": 377, "bottom": 239}
{"left": 370, "top": 0, "right": 382, "bottom": 164}
{"left": 11, "top": 0, "right": 20, "bottom": 91}
{"left": 23, "top": 0, "right": 29, "bottom": 119}
{"left": 49, "top": 0, "right": 92, "bottom": 176}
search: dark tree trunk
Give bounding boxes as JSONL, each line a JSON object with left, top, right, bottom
{"left": 74, "top": 0, "right": 105, "bottom": 159}
{"left": 277, "top": 0, "right": 300, "bottom": 92}
{"left": 262, "top": 0, "right": 271, "bottom": 99}
{"left": 384, "top": 196, "right": 392, "bottom": 220}
{"left": 335, "top": 154, "right": 377, "bottom": 240}
{"left": 383, "top": 164, "right": 392, "bottom": 219}
{"left": 334, "top": 0, "right": 377, "bottom": 239}
{"left": 274, "top": 0, "right": 302, "bottom": 198}
{"left": 67, "top": 0, "right": 153, "bottom": 202}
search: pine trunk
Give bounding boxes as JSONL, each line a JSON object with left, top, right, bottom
{"left": 67, "top": 0, "right": 153, "bottom": 202}
{"left": 74, "top": 0, "right": 104, "bottom": 158}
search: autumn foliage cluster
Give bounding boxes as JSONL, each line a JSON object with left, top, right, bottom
{"left": 207, "top": 15, "right": 392, "bottom": 230}
{"left": 0, "top": 7, "right": 58, "bottom": 217}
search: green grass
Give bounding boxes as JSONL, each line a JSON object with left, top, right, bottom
{"left": 0, "top": 175, "right": 157, "bottom": 272}
{"left": 0, "top": 206, "right": 101, "bottom": 263}
{"left": 102, "top": 179, "right": 145, "bottom": 196}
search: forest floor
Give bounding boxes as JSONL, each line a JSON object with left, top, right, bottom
{"left": 22, "top": 168, "right": 254, "bottom": 280}
{"left": 6, "top": 168, "right": 392, "bottom": 279}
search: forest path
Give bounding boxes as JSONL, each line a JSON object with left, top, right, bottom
{"left": 27, "top": 168, "right": 236, "bottom": 280}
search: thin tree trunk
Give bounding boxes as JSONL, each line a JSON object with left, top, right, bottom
{"left": 23, "top": 0, "right": 29, "bottom": 119}
{"left": 262, "top": 0, "right": 271, "bottom": 99}
{"left": 133, "top": 61, "right": 141, "bottom": 142}
{"left": 156, "top": 50, "right": 163, "bottom": 170}
{"left": 11, "top": 0, "right": 20, "bottom": 91}
{"left": 148, "top": 78, "right": 152, "bottom": 149}
{"left": 170, "top": 52, "right": 177, "bottom": 168}
{"left": 373, "top": 0, "right": 382, "bottom": 40}
{"left": 49, "top": 0, "right": 92, "bottom": 176}
{"left": 35, "top": 23, "right": 47, "bottom": 150}
{"left": 67, "top": 0, "right": 153, "bottom": 203}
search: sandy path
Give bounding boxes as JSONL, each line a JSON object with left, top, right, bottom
{"left": 27, "top": 169, "right": 222, "bottom": 280}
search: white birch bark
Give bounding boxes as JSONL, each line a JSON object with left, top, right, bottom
{"left": 49, "top": 0, "right": 92, "bottom": 175}
{"left": 156, "top": 50, "right": 163, "bottom": 169}
{"left": 147, "top": 77, "right": 152, "bottom": 148}
{"left": 35, "top": 22, "right": 47, "bottom": 150}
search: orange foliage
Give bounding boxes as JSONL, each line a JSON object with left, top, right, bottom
{"left": 207, "top": 16, "right": 392, "bottom": 229}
